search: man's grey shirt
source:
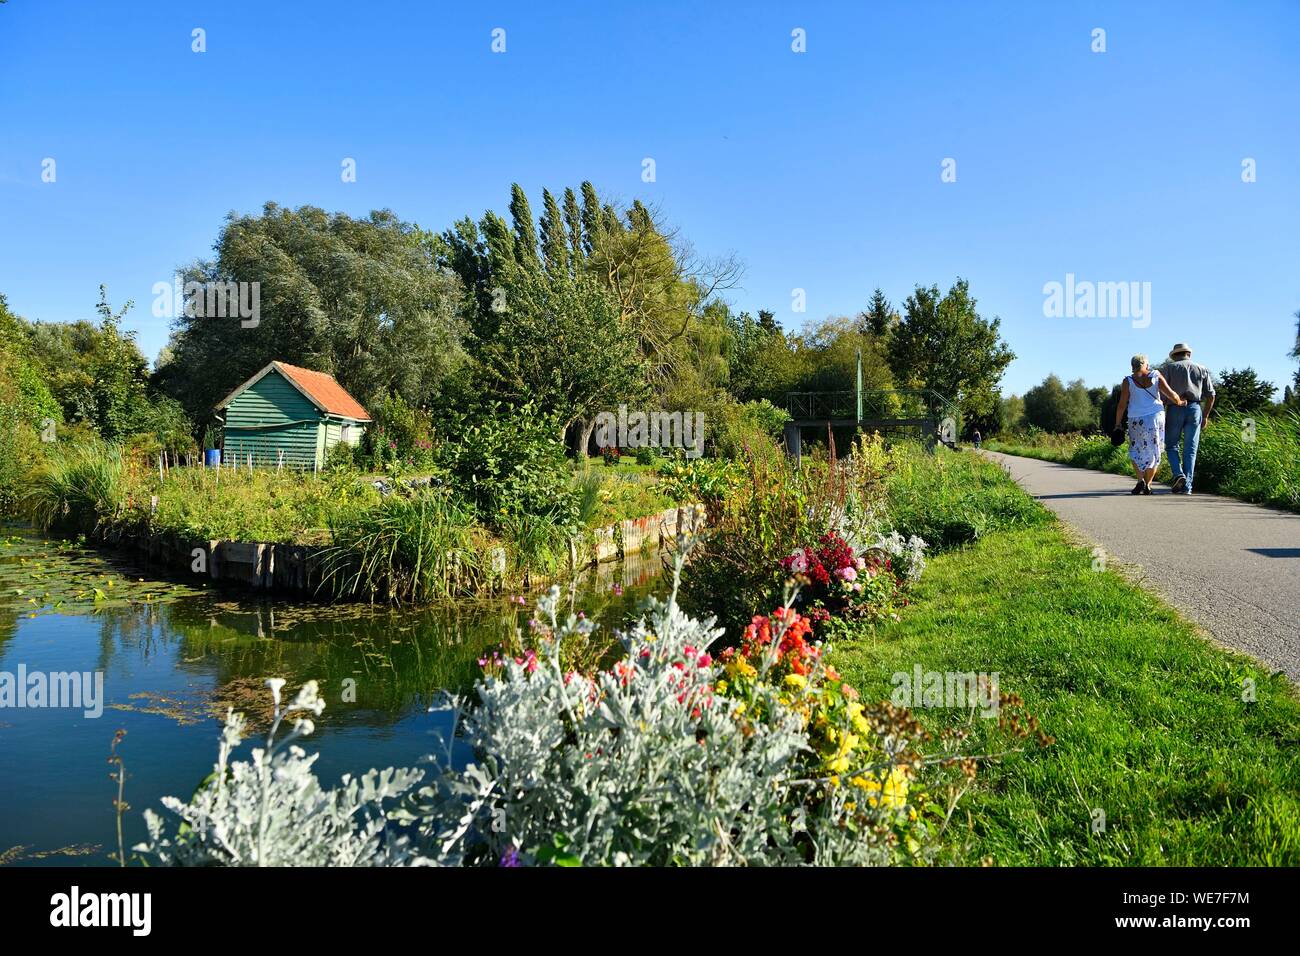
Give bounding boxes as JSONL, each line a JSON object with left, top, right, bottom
{"left": 1159, "top": 358, "right": 1216, "bottom": 402}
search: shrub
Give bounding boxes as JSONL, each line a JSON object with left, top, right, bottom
{"left": 439, "top": 401, "right": 578, "bottom": 527}
{"left": 364, "top": 393, "right": 435, "bottom": 471}
{"left": 633, "top": 444, "right": 657, "bottom": 466}
{"left": 656, "top": 456, "right": 744, "bottom": 505}
{"left": 780, "top": 530, "right": 920, "bottom": 633}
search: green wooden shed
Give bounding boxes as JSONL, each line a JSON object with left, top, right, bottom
{"left": 215, "top": 361, "right": 371, "bottom": 469}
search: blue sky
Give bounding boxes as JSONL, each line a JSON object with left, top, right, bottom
{"left": 2, "top": 0, "right": 1297, "bottom": 397}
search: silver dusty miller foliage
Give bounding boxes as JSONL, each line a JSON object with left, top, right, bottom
{"left": 136, "top": 679, "right": 422, "bottom": 866}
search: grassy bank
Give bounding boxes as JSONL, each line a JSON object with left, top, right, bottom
{"left": 986, "top": 409, "right": 1300, "bottom": 512}
{"left": 832, "top": 451, "right": 1300, "bottom": 865}
{"left": 16, "top": 442, "right": 687, "bottom": 601}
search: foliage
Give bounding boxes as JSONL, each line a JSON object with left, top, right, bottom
{"left": 0, "top": 295, "right": 60, "bottom": 516}
{"left": 1214, "top": 367, "right": 1276, "bottom": 414}
{"left": 137, "top": 680, "right": 422, "bottom": 866}
{"left": 883, "top": 445, "right": 1047, "bottom": 549}
{"left": 438, "top": 401, "right": 578, "bottom": 527}
{"left": 680, "top": 445, "right": 889, "bottom": 635}
{"left": 401, "top": 577, "right": 957, "bottom": 866}
{"left": 364, "top": 392, "right": 435, "bottom": 471}
{"left": 886, "top": 279, "right": 1015, "bottom": 419}
{"left": 155, "top": 203, "right": 465, "bottom": 421}
{"left": 1022, "top": 374, "right": 1098, "bottom": 433}
{"left": 129, "top": 466, "right": 375, "bottom": 544}
{"left": 324, "top": 489, "right": 488, "bottom": 603}
{"left": 465, "top": 269, "right": 646, "bottom": 434}
{"left": 656, "top": 456, "right": 744, "bottom": 505}
{"left": 780, "top": 530, "right": 917, "bottom": 633}
{"left": 19, "top": 441, "right": 125, "bottom": 535}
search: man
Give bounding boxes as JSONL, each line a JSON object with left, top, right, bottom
{"left": 1159, "top": 342, "right": 1216, "bottom": 495}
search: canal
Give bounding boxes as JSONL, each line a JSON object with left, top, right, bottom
{"left": 0, "top": 529, "right": 666, "bottom": 866}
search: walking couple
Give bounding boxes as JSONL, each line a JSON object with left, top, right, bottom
{"left": 1113, "top": 343, "right": 1217, "bottom": 496}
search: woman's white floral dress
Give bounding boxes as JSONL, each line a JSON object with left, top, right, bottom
{"left": 1125, "top": 371, "right": 1167, "bottom": 471}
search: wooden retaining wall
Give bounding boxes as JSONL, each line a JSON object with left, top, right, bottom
{"left": 105, "top": 503, "right": 705, "bottom": 599}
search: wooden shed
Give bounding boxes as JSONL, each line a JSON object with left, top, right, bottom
{"left": 215, "top": 361, "right": 371, "bottom": 469}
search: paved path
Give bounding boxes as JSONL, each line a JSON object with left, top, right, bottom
{"left": 982, "top": 452, "right": 1300, "bottom": 681}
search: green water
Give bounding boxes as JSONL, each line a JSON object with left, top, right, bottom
{"left": 0, "top": 530, "right": 665, "bottom": 867}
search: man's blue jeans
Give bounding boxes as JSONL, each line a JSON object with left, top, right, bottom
{"left": 1165, "top": 402, "right": 1202, "bottom": 490}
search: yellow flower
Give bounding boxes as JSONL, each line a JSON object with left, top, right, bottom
{"left": 850, "top": 767, "right": 910, "bottom": 810}
{"left": 783, "top": 673, "right": 807, "bottom": 689}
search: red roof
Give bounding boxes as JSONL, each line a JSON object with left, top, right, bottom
{"left": 273, "top": 362, "right": 371, "bottom": 421}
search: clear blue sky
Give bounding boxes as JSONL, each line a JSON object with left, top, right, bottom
{"left": 2, "top": 0, "right": 1297, "bottom": 397}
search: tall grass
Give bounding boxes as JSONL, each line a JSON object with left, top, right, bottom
{"left": 1196, "top": 409, "right": 1300, "bottom": 511}
{"left": 499, "top": 508, "right": 573, "bottom": 578}
{"left": 20, "top": 442, "right": 125, "bottom": 534}
{"left": 884, "top": 445, "right": 1047, "bottom": 549}
{"left": 322, "top": 490, "right": 488, "bottom": 603}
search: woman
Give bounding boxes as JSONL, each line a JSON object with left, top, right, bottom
{"left": 1114, "top": 353, "right": 1186, "bottom": 495}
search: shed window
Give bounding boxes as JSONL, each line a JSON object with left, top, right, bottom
{"left": 341, "top": 423, "right": 352, "bottom": 443}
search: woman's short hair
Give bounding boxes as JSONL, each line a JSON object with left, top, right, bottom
{"left": 1130, "top": 353, "right": 1148, "bottom": 373}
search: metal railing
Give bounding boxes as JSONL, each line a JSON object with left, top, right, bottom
{"left": 786, "top": 388, "right": 958, "bottom": 424}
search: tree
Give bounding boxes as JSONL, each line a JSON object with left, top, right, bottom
{"left": 539, "top": 188, "right": 570, "bottom": 277}
{"left": 859, "top": 288, "right": 897, "bottom": 336}
{"left": 157, "top": 203, "right": 465, "bottom": 422}
{"left": 1215, "top": 367, "right": 1275, "bottom": 413}
{"left": 886, "top": 279, "right": 1015, "bottom": 419}
{"left": 1098, "top": 384, "right": 1123, "bottom": 433}
{"left": 469, "top": 271, "right": 645, "bottom": 441}
{"left": 1001, "top": 393, "right": 1025, "bottom": 432}
{"left": 1022, "top": 374, "right": 1095, "bottom": 433}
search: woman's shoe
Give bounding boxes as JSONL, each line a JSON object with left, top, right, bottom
{"left": 1142, "top": 481, "right": 1153, "bottom": 495}
{"left": 1131, "top": 480, "right": 1145, "bottom": 495}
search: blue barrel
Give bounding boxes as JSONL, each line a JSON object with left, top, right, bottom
{"left": 204, "top": 449, "right": 221, "bottom": 469}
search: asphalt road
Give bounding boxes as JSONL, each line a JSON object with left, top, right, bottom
{"left": 982, "top": 451, "right": 1300, "bottom": 682}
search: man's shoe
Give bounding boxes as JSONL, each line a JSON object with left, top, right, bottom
{"left": 1171, "top": 475, "right": 1187, "bottom": 493}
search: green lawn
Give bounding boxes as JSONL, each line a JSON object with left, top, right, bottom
{"left": 833, "top": 518, "right": 1300, "bottom": 865}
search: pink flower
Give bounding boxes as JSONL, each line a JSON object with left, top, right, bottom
{"left": 838, "top": 566, "right": 858, "bottom": 582}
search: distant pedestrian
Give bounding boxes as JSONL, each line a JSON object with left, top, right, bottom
{"left": 972, "top": 429, "right": 982, "bottom": 449}
{"left": 1114, "top": 353, "right": 1186, "bottom": 495}
{"left": 1158, "top": 343, "right": 1216, "bottom": 495}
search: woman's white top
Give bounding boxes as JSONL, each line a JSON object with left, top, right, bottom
{"left": 1126, "top": 372, "right": 1165, "bottom": 419}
